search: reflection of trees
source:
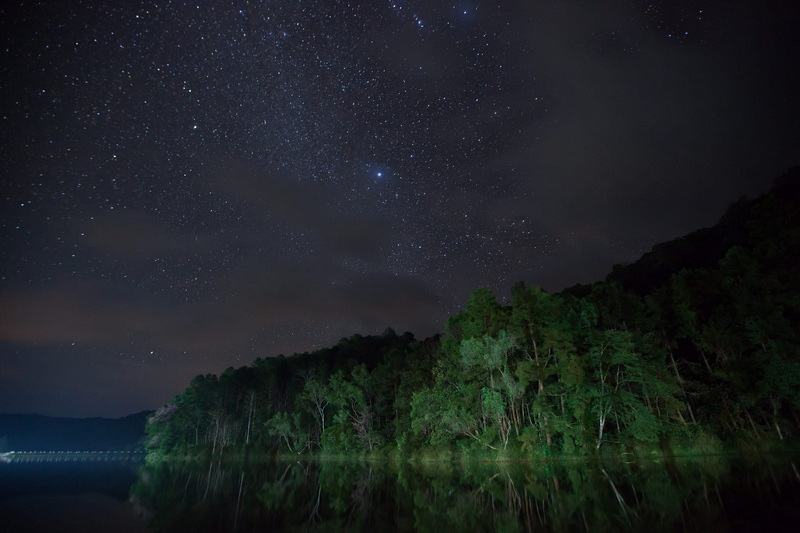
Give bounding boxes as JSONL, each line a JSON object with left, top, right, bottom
{"left": 130, "top": 456, "right": 800, "bottom": 531}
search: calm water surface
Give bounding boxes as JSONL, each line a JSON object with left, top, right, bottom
{"left": 2, "top": 453, "right": 800, "bottom": 531}
{"left": 0, "top": 455, "right": 147, "bottom": 532}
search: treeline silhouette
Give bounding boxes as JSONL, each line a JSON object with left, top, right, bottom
{"left": 146, "top": 168, "right": 800, "bottom": 458}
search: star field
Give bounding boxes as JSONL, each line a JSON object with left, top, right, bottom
{"left": 1, "top": 1, "right": 798, "bottom": 417}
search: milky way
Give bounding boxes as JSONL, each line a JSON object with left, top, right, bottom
{"left": 1, "top": 1, "right": 798, "bottom": 416}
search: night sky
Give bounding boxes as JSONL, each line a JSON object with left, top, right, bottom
{"left": 1, "top": 1, "right": 798, "bottom": 418}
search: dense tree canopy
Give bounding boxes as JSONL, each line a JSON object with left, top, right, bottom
{"left": 146, "top": 169, "right": 800, "bottom": 459}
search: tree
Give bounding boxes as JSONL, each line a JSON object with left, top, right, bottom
{"left": 299, "top": 376, "right": 329, "bottom": 445}
{"left": 444, "top": 288, "right": 508, "bottom": 353}
{"left": 460, "top": 331, "right": 518, "bottom": 447}
{"left": 323, "top": 365, "right": 381, "bottom": 452}
{"left": 265, "top": 411, "right": 307, "bottom": 452}
{"left": 584, "top": 330, "right": 681, "bottom": 450}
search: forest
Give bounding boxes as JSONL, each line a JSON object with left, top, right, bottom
{"left": 145, "top": 168, "right": 800, "bottom": 460}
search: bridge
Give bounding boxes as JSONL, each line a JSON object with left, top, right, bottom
{"left": 0, "top": 451, "right": 145, "bottom": 464}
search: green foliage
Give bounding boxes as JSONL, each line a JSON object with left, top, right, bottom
{"left": 265, "top": 411, "right": 307, "bottom": 453}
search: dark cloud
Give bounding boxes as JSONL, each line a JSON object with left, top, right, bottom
{"left": 0, "top": 263, "right": 442, "bottom": 359}
{"left": 204, "top": 161, "right": 392, "bottom": 259}
{"left": 220, "top": 259, "right": 443, "bottom": 342}
{"left": 1, "top": 212, "right": 442, "bottom": 363}
{"left": 1, "top": 161, "right": 433, "bottom": 361}
{"left": 0, "top": 281, "right": 168, "bottom": 346}
{"left": 83, "top": 210, "right": 219, "bottom": 259}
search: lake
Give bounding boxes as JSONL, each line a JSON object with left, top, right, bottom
{"left": 1, "top": 453, "right": 799, "bottom": 531}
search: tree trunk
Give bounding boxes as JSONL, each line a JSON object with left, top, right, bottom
{"left": 597, "top": 412, "right": 606, "bottom": 449}
{"left": 245, "top": 394, "right": 254, "bottom": 444}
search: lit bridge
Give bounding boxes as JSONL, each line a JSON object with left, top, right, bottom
{"left": 0, "top": 451, "right": 145, "bottom": 464}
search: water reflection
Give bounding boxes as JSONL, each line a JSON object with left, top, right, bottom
{"left": 0, "top": 458, "right": 147, "bottom": 533}
{"left": 130, "top": 455, "right": 800, "bottom": 532}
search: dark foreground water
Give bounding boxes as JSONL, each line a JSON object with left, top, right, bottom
{"left": 0, "top": 454, "right": 147, "bottom": 532}
{"left": 2, "top": 453, "right": 800, "bottom": 532}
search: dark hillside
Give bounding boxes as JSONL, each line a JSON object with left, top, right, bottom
{"left": 0, "top": 411, "right": 150, "bottom": 451}
{"left": 605, "top": 167, "right": 800, "bottom": 295}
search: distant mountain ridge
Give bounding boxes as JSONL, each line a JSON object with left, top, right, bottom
{"left": 0, "top": 411, "right": 150, "bottom": 452}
